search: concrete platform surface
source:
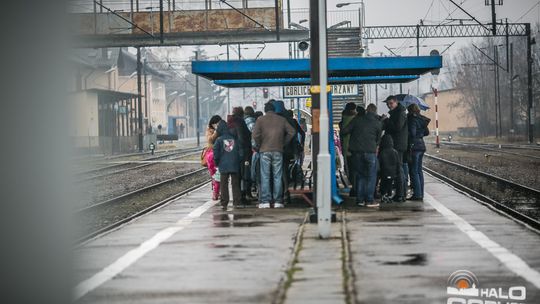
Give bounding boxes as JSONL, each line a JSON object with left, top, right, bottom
{"left": 74, "top": 175, "right": 540, "bottom": 303}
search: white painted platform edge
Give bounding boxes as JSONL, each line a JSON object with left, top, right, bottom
{"left": 73, "top": 199, "right": 216, "bottom": 301}
{"left": 425, "top": 192, "right": 540, "bottom": 289}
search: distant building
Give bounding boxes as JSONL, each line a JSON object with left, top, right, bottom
{"left": 422, "top": 88, "right": 478, "bottom": 137}
{"left": 68, "top": 48, "right": 170, "bottom": 154}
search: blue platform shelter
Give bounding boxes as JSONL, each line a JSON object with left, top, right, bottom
{"left": 191, "top": 55, "right": 443, "bottom": 206}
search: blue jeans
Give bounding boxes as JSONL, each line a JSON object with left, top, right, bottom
{"left": 353, "top": 152, "right": 377, "bottom": 203}
{"left": 260, "top": 152, "right": 284, "bottom": 204}
{"left": 410, "top": 151, "right": 425, "bottom": 198}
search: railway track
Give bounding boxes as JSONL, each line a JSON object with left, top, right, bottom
{"left": 435, "top": 141, "right": 540, "bottom": 160}
{"left": 424, "top": 153, "right": 540, "bottom": 231}
{"left": 75, "top": 168, "right": 210, "bottom": 244}
{"left": 75, "top": 147, "right": 202, "bottom": 181}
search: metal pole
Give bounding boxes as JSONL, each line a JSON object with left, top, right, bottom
{"left": 495, "top": 46, "right": 501, "bottom": 138}
{"left": 315, "top": 0, "right": 331, "bottom": 238}
{"left": 159, "top": 0, "right": 164, "bottom": 44}
{"left": 143, "top": 51, "right": 148, "bottom": 128}
{"left": 416, "top": 24, "right": 420, "bottom": 95}
{"left": 137, "top": 47, "right": 144, "bottom": 152}
{"left": 494, "top": 45, "right": 499, "bottom": 138}
{"left": 434, "top": 87, "right": 439, "bottom": 148}
{"left": 195, "top": 51, "right": 201, "bottom": 147}
{"left": 309, "top": 0, "right": 320, "bottom": 210}
{"left": 510, "top": 42, "right": 514, "bottom": 133}
{"left": 275, "top": 0, "right": 280, "bottom": 41}
{"left": 491, "top": 0, "right": 496, "bottom": 36}
{"left": 526, "top": 23, "right": 534, "bottom": 143}
{"left": 287, "top": 0, "right": 292, "bottom": 59}
{"left": 227, "top": 45, "right": 231, "bottom": 115}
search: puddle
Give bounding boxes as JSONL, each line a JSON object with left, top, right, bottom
{"left": 208, "top": 243, "right": 247, "bottom": 249}
{"left": 382, "top": 235, "right": 419, "bottom": 245}
{"left": 380, "top": 253, "right": 427, "bottom": 266}
{"left": 213, "top": 221, "right": 267, "bottom": 228}
{"left": 363, "top": 217, "right": 403, "bottom": 222}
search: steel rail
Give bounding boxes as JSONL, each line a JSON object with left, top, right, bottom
{"left": 424, "top": 165, "right": 540, "bottom": 232}
{"left": 76, "top": 178, "right": 210, "bottom": 245}
{"left": 76, "top": 167, "right": 207, "bottom": 214}
{"left": 424, "top": 154, "right": 540, "bottom": 197}
{"left": 75, "top": 147, "right": 201, "bottom": 178}
{"left": 76, "top": 150, "right": 201, "bottom": 182}
{"left": 434, "top": 141, "right": 540, "bottom": 160}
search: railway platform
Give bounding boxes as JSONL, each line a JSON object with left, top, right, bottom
{"left": 74, "top": 174, "right": 540, "bottom": 303}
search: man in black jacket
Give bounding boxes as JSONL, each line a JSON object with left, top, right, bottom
{"left": 341, "top": 104, "right": 382, "bottom": 207}
{"left": 382, "top": 95, "right": 408, "bottom": 202}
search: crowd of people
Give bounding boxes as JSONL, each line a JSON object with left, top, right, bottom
{"left": 203, "top": 99, "right": 305, "bottom": 209}
{"left": 340, "top": 95, "right": 431, "bottom": 207}
{"left": 202, "top": 94, "right": 430, "bottom": 209}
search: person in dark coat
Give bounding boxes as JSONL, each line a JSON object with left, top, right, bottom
{"left": 407, "top": 104, "right": 430, "bottom": 201}
{"left": 341, "top": 104, "right": 382, "bottom": 206}
{"left": 228, "top": 107, "right": 252, "bottom": 203}
{"left": 339, "top": 102, "right": 357, "bottom": 194}
{"left": 378, "top": 134, "right": 400, "bottom": 203}
{"left": 382, "top": 95, "right": 408, "bottom": 202}
{"left": 213, "top": 121, "right": 242, "bottom": 208}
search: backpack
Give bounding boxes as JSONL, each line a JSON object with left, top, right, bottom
{"left": 200, "top": 147, "right": 209, "bottom": 167}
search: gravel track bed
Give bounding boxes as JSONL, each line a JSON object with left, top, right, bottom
{"left": 424, "top": 157, "right": 539, "bottom": 221}
{"left": 428, "top": 144, "right": 540, "bottom": 191}
{"left": 72, "top": 148, "right": 195, "bottom": 173}
{"left": 77, "top": 162, "right": 203, "bottom": 208}
{"left": 75, "top": 170, "right": 210, "bottom": 240}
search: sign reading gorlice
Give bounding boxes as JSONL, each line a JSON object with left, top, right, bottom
{"left": 283, "top": 84, "right": 358, "bottom": 98}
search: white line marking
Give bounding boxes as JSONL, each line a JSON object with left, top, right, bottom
{"left": 73, "top": 199, "right": 216, "bottom": 301}
{"left": 425, "top": 192, "right": 540, "bottom": 289}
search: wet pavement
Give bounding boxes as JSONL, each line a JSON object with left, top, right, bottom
{"left": 75, "top": 175, "right": 540, "bottom": 303}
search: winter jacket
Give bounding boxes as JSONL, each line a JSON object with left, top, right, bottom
{"left": 244, "top": 115, "right": 257, "bottom": 148}
{"left": 339, "top": 111, "right": 356, "bottom": 157}
{"left": 341, "top": 112, "right": 382, "bottom": 154}
{"left": 252, "top": 111, "right": 296, "bottom": 153}
{"left": 213, "top": 121, "right": 242, "bottom": 173}
{"left": 384, "top": 103, "right": 408, "bottom": 152}
{"left": 228, "top": 114, "right": 251, "bottom": 161}
{"left": 283, "top": 115, "right": 305, "bottom": 160}
{"left": 244, "top": 116, "right": 256, "bottom": 132}
{"left": 407, "top": 113, "right": 431, "bottom": 152}
{"left": 378, "top": 134, "right": 400, "bottom": 178}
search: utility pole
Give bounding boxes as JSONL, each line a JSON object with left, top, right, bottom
{"left": 490, "top": 0, "right": 496, "bottom": 36}
{"left": 195, "top": 50, "right": 200, "bottom": 147}
{"left": 311, "top": 0, "right": 331, "bottom": 238}
{"left": 137, "top": 47, "right": 144, "bottom": 152}
{"left": 143, "top": 50, "right": 148, "bottom": 131}
{"left": 309, "top": 0, "right": 320, "bottom": 212}
{"left": 416, "top": 24, "right": 420, "bottom": 95}
{"left": 509, "top": 43, "right": 514, "bottom": 133}
{"left": 495, "top": 46, "right": 502, "bottom": 138}
{"left": 226, "top": 45, "right": 231, "bottom": 115}
{"left": 159, "top": 0, "right": 164, "bottom": 44}
{"left": 526, "top": 23, "right": 534, "bottom": 143}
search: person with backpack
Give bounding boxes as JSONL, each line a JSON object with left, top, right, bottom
{"left": 213, "top": 120, "right": 243, "bottom": 209}
{"left": 378, "top": 134, "right": 400, "bottom": 203}
{"left": 228, "top": 107, "right": 252, "bottom": 204}
{"left": 339, "top": 102, "right": 357, "bottom": 195}
{"left": 204, "top": 115, "right": 222, "bottom": 201}
{"left": 407, "top": 104, "right": 431, "bottom": 201}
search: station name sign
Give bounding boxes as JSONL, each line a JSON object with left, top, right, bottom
{"left": 283, "top": 84, "right": 358, "bottom": 98}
